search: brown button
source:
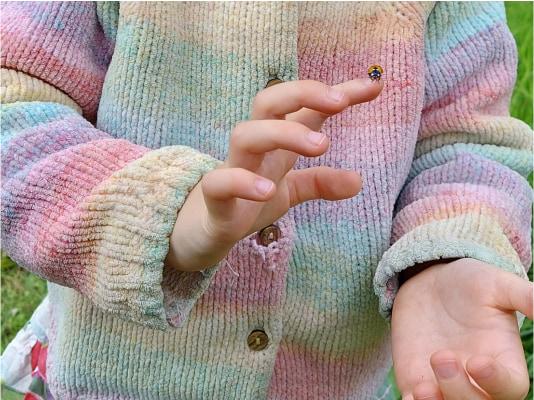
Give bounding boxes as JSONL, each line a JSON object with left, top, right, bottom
{"left": 247, "top": 329, "right": 269, "bottom": 351}
{"left": 264, "top": 77, "right": 284, "bottom": 88}
{"left": 257, "top": 224, "right": 281, "bottom": 246}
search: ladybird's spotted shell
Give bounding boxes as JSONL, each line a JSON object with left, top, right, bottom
{"left": 367, "top": 64, "right": 383, "bottom": 75}
{"left": 367, "top": 64, "right": 384, "bottom": 81}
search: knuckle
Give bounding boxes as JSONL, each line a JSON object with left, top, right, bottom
{"left": 290, "top": 88, "right": 305, "bottom": 105}
{"left": 299, "top": 79, "right": 319, "bottom": 88}
{"left": 278, "top": 121, "right": 304, "bottom": 139}
{"left": 201, "top": 169, "right": 218, "bottom": 191}
{"left": 303, "top": 79, "right": 322, "bottom": 90}
{"left": 230, "top": 122, "right": 249, "bottom": 147}
{"left": 202, "top": 168, "right": 229, "bottom": 195}
{"left": 251, "top": 91, "right": 270, "bottom": 111}
{"left": 227, "top": 168, "right": 246, "bottom": 190}
{"left": 286, "top": 119, "right": 309, "bottom": 132}
{"left": 202, "top": 168, "right": 242, "bottom": 198}
{"left": 226, "top": 168, "right": 241, "bottom": 182}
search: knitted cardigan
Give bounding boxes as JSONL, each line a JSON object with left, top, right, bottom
{"left": 1, "top": 1, "right": 532, "bottom": 399}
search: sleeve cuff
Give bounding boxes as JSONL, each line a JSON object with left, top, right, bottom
{"left": 81, "top": 145, "right": 224, "bottom": 330}
{"left": 373, "top": 211, "right": 528, "bottom": 323}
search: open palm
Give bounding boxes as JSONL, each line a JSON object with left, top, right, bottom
{"left": 392, "top": 258, "right": 532, "bottom": 400}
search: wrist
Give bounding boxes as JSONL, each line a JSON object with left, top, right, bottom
{"left": 165, "top": 209, "right": 239, "bottom": 273}
{"left": 165, "top": 229, "right": 232, "bottom": 273}
{"left": 398, "top": 258, "right": 462, "bottom": 287}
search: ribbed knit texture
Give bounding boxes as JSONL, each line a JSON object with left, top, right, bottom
{"left": 1, "top": 2, "right": 532, "bottom": 399}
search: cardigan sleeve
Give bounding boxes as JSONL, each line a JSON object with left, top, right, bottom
{"left": 373, "top": 1, "right": 533, "bottom": 321}
{"left": 1, "top": 1, "right": 224, "bottom": 331}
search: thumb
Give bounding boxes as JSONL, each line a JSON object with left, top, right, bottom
{"left": 285, "top": 166, "right": 362, "bottom": 207}
{"left": 493, "top": 270, "right": 533, "bottom": 320}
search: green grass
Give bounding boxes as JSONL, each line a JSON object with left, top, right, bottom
{"left": 507, "top": 1, "right": 533, "bottom": 129}
{"left": 1, "top": 253, "right": 47, "bottom": 353}
{"left": 1, "top": 1, "right": 532, "bottom": 398}
{"left": 0, "top": 255, "right": 48, "bottom": 399}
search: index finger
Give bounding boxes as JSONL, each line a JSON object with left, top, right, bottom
{"left": 250, "top": 78, "right": 383, "bottom": 124}
{"left": 286, "top": 78, "right": 384, "bottom": 131}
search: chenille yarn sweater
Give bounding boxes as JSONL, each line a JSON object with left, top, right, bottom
{"left": 1, "top": 1, "right": 532, "bottom": 399}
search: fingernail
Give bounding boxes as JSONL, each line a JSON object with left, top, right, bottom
{"left": 472, "top": 364, "right": 494, "bottom": 379}
{"left": 435, "top": 361, "right": 458, "bottom": 379}
{"left": 307, "top": 131, "right": 326, "bottom": 146}
{"left": 327, "top": 87, "right": 345, "bottom": 102}
{"left": 255, "top": 178, "right": 273, "bottom": 195}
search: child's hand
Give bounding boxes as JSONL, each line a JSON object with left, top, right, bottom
{"left": 165, "top": 78, "right": 383, "bottom": 272}
{"left": 391, "top": 258, "right": 533, "bottom": 400}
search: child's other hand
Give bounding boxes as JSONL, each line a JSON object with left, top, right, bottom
{"left": 391, "top": 258, "right": 533, "bottom": 400}
{"left": 165, "top": 78, "right": 383, "bottom": 272}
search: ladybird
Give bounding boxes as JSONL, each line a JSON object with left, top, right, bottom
{"left": 367, "top": 64, "right": 384, "bottom": 82}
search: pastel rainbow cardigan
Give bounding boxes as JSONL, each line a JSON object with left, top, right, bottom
{"left": 1, "top": 2, "right": 532, "bottom": 399}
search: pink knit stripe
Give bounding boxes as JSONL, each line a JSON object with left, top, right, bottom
{"left": 267, "top": 338, "right": 389, "bottom": 399}
{"left": 2, "top": 139, "right": 147, "bottom": 289}
{"left": 2, "top": 50, "right": 105, "bottom": 120}
{"left": 398, "top": 182, "right": 530, "bottom": 225}
{"left": 391, "top": 191, "right": 531, "bottom": 268}
{"left": 1, "top": 2, "right": 112, "bottom": 120}
{"left": 399, "top": 154, "right": 532, "bottom": 211}
{"left": 398, "top": 181, "right": 531, "bottom": 229}
{"left": 422, "top": 55, "right": 513, "bottom": 118}
{"left": 420, "top": 22, "right": 516, "bottom": 134}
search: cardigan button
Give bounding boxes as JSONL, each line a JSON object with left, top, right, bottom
{"left": 264, "top": 77, "right": 284, "bottom": 88}
{"left": 257, "top": 224, "right": 281, "bottom": 246}
{"left": 247, "top": 329, "right": 269, "bottom": 351}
